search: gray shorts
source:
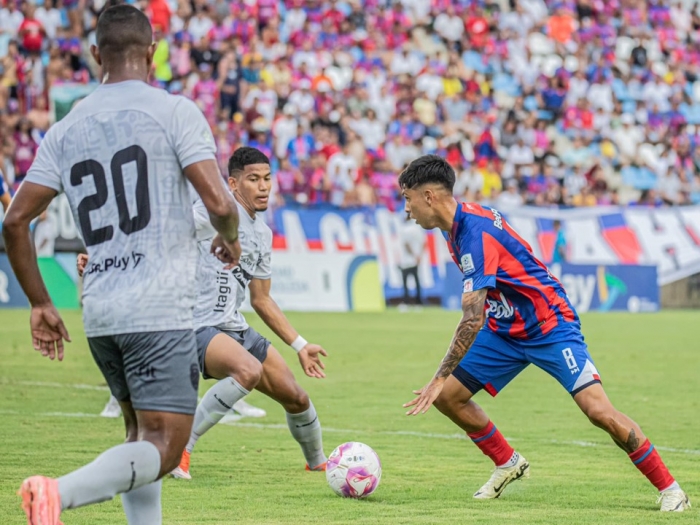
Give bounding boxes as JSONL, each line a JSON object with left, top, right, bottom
{"left": 88, "top": 330, "right": 199, "bottom": 415}
{"left": 195, "top": 326, "right": 271, "bottom": 379}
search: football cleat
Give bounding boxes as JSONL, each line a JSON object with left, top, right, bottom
{"left": 473, "top": 454, "right": 530, "bottom": 499}
{"left": 18, "top": 476, "right": 63, "bottom": 525}
{"left": 100, "top": 396, "right": 122, "bottom": 418}
{"left": 170, "top": 450, "right": 192, "bottom": 480}
{"left": 658, "top": 489, "right": 691, "bottom": 512}
{"left": 232, "top": 400, "right": 267, "bottom": 418}
{"left": 305, "top": 462, "right": 327, "bottom": 472}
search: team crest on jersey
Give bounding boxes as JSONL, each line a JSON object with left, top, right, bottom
{"left": 463, "top": 278, "right": 473, "bottom": 293}
{"left": 461, "top": 253, "right": 475, "bottom": 274}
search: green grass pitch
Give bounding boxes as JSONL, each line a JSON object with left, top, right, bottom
{"left": 0, "top": 308, "right": 698, "bottom": 524}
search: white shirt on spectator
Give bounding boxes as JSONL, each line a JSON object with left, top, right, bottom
{"left": 434, "top": 13, "right": 464, "bottom": 42}
{"left": 398, "top": 219, "right": 426, "bottom": 269}
{"left": 292, "top": 51, "right": 320, "bottom": 75}
{"left": 272, "top": 117, "right": 297, "bottom": 159}
{"left": 567, "top": 78, "right": 589, "bottom": 105}
{"left": 365, "top": 71, "right": 387, "bottom": 101}
{"left": 285, "top": 7, "right": 306, "bottom": 35}
{"left": 401, "top": 0, "right": 431, "bottom": 24}
{"left": 643, "top": 80, "right": 672, "bottom": 112}
{"left": 0, "top": 8, "right": 23, "bottom": 35}
{"left": 496, "top": 189, "right": 524, "bottom": 209}
{"left": 508, "top": 144, "right": 534, "bottom": 167}
{"left": 35, "top": 6, "right": 62, "bottom": 39}
{"left": 658, "top": 171, "right": 682, "bottom": 203}
{"left": 371, "top": 94, "right": 396, "bottom": 123}
{"left": 587, "top": 83, "right": 614, "bottom": 113}
{"left": 416, "top": 73, "right": 444, "bottom": 101}
{"left": 288, "top": 89, "right": 315, "bottom": 114}
{"left": 351, "top": 118, "right": 386, "bottom": 150}
{"left": 390, "top": 51, "right": 423, "bottom": 76}
{"left": 187, "top": 14, "right": 213, "bottom": 42}
{"left": 613, "top": 125, "right": 644, "bottom": 159}
{"left": 327, "top": 152, "right": 357, "bottom": 206}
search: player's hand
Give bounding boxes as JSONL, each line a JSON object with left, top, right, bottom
{"left": 211, "top": 234, "right": 241, "bottom": 269}
{"left": 403, "top": 377, "right": 446, "bottom": 416}
{"left": 298, "top": 344, "right": 328, "bottom": 379}
{"left": 76, "top": 253, "right": 88, "bottom": 277}
{"left": 30, "top": 304, "right": 71, "bottom": 361}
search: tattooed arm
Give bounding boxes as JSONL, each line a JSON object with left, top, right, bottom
{"left": 404, "top": 289, "right": 488, "bottom": 415}
{"left": 435, "top": 289, "right": 488, "bottom": 379}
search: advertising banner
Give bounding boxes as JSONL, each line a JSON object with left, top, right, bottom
{"left": 441, "top": 262, "right": 658, "bottom": 313}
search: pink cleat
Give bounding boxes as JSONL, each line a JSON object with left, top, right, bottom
{"left": 18, "top": 476, "right": 63, "bottom": 525}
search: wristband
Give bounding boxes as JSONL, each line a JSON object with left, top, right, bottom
{"left": 291, "top": 335, "right": 308, "bottom": 353}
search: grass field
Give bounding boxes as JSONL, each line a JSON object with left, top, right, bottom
{"left": 0, "top": 308, "right": 698, "bottom": 525}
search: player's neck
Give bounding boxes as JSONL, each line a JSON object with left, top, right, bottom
{"left": 234, "top": 193, "right": 256, "bottom": 219}
{"left": 436, "top": 199, "right": 458, "bottom": 232}
{"left": 100, "top": 63, "right": 149, "bottom": 85}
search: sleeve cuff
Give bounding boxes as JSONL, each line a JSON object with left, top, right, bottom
{"left": 180, "top": 152, "right": 217, "bottom": 170}
{"left": 23, "top": 173, "right": 62, "bottom": 193}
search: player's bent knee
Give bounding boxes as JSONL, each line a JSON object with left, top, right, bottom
{"left": 285, "top": 388, "right": 310, "bottom": 414}
{"left": 234, "top": 359, "right": 263, "bottom": 391}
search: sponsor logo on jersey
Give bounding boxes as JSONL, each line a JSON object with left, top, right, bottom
{"left": 231, "top": 265, "right": 253, "bottom": 290}
{"left": 486, "top": 292, "right": 514, "bottom": 319}
{"left": 463, "top": 278, "right": 473, "bottom": 293}
{"left": 461, "top": 253, "right": 475, "bottom": 274}
{"left": 213, "top": 270, "right": 232, "bottom": 313}
{"left": 492, "top": 208, "right": 503, "bottom": 230}
{"left": 85, "top": 252, "right": 145, "bottom": 275}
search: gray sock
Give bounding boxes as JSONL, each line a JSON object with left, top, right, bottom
{"left": 121, "top": 479, "right": 162, "bottom": 525}
{"left": 58, "top": 441, "right": 161, "bottom": 510}
{"left": 286, "top": 401, "right": 326, "bottom": 468}
{"left": 186, "top": 377, "right": 249, "bottom": 453}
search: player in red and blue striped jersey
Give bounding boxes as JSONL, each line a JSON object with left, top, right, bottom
{"left": 400, "top": 155, "right": 690, "bottom": 512}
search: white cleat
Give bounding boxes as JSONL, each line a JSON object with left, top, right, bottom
{"left": 100, "top": 396, "right": 122, "bottom": 418}
{"left": 473, "top": 453, "right": 530, "bottom": 499}
{"left": 170, "top": 466, "right": 191, "bottom": 480}
{"left": 232, "top": 399, "right": 267, "bottom": 418}
{"left": 218, "top": 412, "right": 244, "bottom": 425}
{"left": 658, "top": 489, "right": 691, "bottom": 512}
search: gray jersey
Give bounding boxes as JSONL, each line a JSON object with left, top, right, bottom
{"left": 25, "top": 81, "right": 216, "bottom": 337}
{"left": 192, "top": 198, "right": 272, "bottom": 331}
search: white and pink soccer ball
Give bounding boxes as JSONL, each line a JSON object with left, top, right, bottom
{"left": 326, "top": 442, "right": 382, "bottom": 498}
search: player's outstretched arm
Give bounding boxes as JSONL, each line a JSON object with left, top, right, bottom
{"left": 249, "top": 278, "right": 327, "bottom": 379}
{"left": 184, "top": 159, "right": 241, "bottom": 267}
{"left": 2, "top": 182, "right": 71, "bottom": 360}
{"left": 404, "top": 289, "right": 487, "bottom": 416}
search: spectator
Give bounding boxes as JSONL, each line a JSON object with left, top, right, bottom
{"left": 398, "top": 216, "right": 425, "bottom": 306}
{"left": 552, "top": 220, "right": 567, "bottom": 263}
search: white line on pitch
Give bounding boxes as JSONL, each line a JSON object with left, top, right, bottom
{"left": 1, "top": 409, "right": 697, "bottom": 457}
{"left": 0, "top": 380, "right": 110, "bottom": 391}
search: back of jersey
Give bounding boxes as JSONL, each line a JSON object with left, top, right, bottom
{"left": 25, "top": 81, "right": 217, "bottom": 337}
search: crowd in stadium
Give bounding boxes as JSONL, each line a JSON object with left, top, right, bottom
{"left": 1, "top": 0, "right": 700, "bottom": 211}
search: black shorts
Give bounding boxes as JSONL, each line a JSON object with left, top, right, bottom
{"left": 195, "top": 326, "right": 271, "bottom": 379}
{"left": 88, "top": 330, "right": 199, "bottom": 414}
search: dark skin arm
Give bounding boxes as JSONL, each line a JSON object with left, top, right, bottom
{"left": 2, "top": 181, "right": 71, "bottom": 360}
{"left": 404, "top": 288, "right": 487, "bottom": 415}
{"left": 183, "top": 159, "right": 241, "bottom": 267}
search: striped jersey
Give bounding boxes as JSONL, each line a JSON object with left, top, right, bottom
{"left": 444, "top": 202, "right": 580, "bottom": 342}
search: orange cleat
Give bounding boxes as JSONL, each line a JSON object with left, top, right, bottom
{"left": 170, "top": 450, "right": 192, "bottom": 480}
{"left": 305, "top": 462, "right": 327, "bottom": 472}
{"left": 18, "top": 476, "right": 63, "bottom": 525}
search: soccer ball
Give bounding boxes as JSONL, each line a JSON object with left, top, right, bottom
{"left": 326, "top": 442, "right": 382, "bottom": 498}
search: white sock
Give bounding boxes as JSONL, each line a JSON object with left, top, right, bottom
{"left": 661, "top": 481, "right": 681, "bottom": 493}
{"left": 121, "top": 479, "right": 162, "bottom": 525}
{"left": 286, "top": 401, "right": 326, "bottom": 468}
{"left": 497, "top": 451, "right": 520, "bottom": 469}
{"left": 186, "top": 378, "right": 249, "bottom": 453}
{"left": 58, "top": 441, "right": 161, "bottom": 510}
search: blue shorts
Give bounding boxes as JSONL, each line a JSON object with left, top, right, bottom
{"left": 453, "top": 329, "right": 601, "bottom": 397}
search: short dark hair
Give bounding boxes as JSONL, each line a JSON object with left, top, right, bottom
{"left": 228, "top": 147, "right": 270, "bottom": 175}
{"left": 398, "top": 154, "right": 456, "bottom": 192}
{"left": 96, "top": 5, "right": 152, "bottom": 57}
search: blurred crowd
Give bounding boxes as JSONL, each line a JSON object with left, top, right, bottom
{"left": 1, "top": 0, "right": 700, "bottom": 212}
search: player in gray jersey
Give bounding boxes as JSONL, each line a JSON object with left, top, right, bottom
{"left": 2, "top": 6, "right": 241, "bottom": 525}
{"left": 170, "top": 147, "right": 329, "bottom": 479}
